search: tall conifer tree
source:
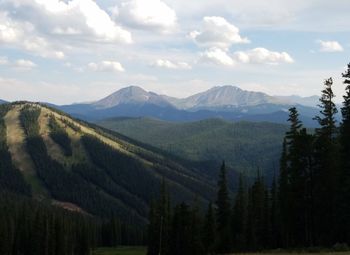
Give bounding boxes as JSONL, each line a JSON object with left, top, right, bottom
{"left": 215, "top": 161, "right": 232, "bottom": 253}
{"left": 313, "top": 77, "right": 339, "bottom": 245}
{"left": 338, "top": 63, "right": 350, "bottom": 243}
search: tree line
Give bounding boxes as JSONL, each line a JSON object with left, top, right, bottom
{"left": 147, "top": 63, "right": 350, "bottom": 254}
{"left": 0, "top": 191, "right": 146, "bottom": 255}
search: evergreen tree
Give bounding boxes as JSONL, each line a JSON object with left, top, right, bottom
{"left": 313, "top": 77, "right": 339, "bottom": 245}
{"left": 278, "top": 138, "right": 290, "bottom": 247}
{"left": 203, "top": 202, "right": 215, "bottom": 254}
{"left": 269, "top": 175, "right": 279, "bottom": 248}
{"left": 286, "top": 107, "right": 309, "bottom": 246}
{"left": 215, "top": 161, "right": 232, "bottom": 253}
{"left": 189, "top": 201, "right": 204, "bottom": 255}
{"left": 147, "top": 180, "right": 171, "bottom": 255}
{"left": 232, "top": 173, "right": 247, "bottom": 250}
{"left": 338, "top": 63, "right": 350, "bottom": 243}
{"left": 246, "top": 171, "right": 268, "bottom": 251}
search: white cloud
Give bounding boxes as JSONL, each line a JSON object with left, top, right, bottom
{"left": 0, "top": 56, "right": 36, "bottom": 69}
{"left": 0, "top": 57, "right": 9, "bottom": 65}
{"left": 116, "top": 0, "right": 177, "bottom": 33}
{"left": 199, "top": 47, "right": 293, "bottom": 66}
{"left": 318, "top": 40, "right": 344, "bottom": 52}
{"left": 233, "top": 48, "right": 294, "bottom": 64}
{"left": 14, "top": 59, "right": 37, "bottom": 69}
{"left": 152, "top": 59, "right": 191, "bottom": 70}
{"left": 88, "top": 61, "right": 125, "bottom": 72}
{"left": 0, "top": 11, "right": 66, "bottom": 59}
{"left": 0, "top": 0, "right": 132, "bottom": 60}
{"left": 190, "top": 16, "right": 249, "bottom": 49}
{"left": 199, "top": 47, "right": 235, "bottom": 66}
{"left": 14, "top": 0, "right": 132, "bottom": 43}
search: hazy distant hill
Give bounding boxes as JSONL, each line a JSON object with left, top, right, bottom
{"left": 98, "top": 117, "right": 289, "bottom": 180}
{"left": 93, "top": 86, "right": 172, "bottom": 109}
{"left": 168, "top": 85, "right": 286, "bottom": 110}
{"left": 275, "top": 95, "right": 320, "bottom": 108}
{"left": 0, "top": 99, "right": 7, "bottom": 104}
{"left": 57, "top": 85, "right": 320, "bottom": 126}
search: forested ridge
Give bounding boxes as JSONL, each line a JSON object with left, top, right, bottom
{"left": 0, "top": 101, "right": 217, "bottom": 254}
{"left": 147, "top": 63, "right": 350, "bottom": 254}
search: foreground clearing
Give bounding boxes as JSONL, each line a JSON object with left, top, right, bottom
{"left": 92, "top": 246, "right": 146, "bottom": 255}
{"left": 92, "top": 247, "right": 350, "bottom": 255}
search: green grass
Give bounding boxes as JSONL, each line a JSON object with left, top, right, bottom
{"left": 91, "top": 247, "right": 350, "bottom": 255}
{"left": 92, "top": 246, "right": 146, "bottom": 255}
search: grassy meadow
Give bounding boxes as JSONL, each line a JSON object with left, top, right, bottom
{"left": 92, "top": 246, "right": 147, "bottom": 255}
{"left": 92, "top": 246, "right": 350, "bottom": 255}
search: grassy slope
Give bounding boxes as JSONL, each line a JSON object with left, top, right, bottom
{"left": 4, "top": 106, "right": 49, "bottom": 197}
{"left": 2, "top": 103, "right": 217, "bottom": 221}
{"left": 98, "top": 117, "right": 288, "bottom": 178}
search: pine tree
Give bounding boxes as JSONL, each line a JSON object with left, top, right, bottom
{"left": 278, "top": 138, "right": 290, "bottom": 247}
{"left": 232, "top": 173, "right": 247, "bottom": 250}
{"left": 203, "top": 202, "right": 215, "bottom": 254}
{"left": 313, "top": 77, "right": 339, "bottom": 245}
{"left": 337, "top": 63, "right": 350, "bottom": 243}
{"left": 147, "top": 181, "right": 171, "bottom": 255}
{"left": 269, "top": 175, "right": 279, "bottom": 248}
{"left": 189, "top": 201, "right": 204, "bottom": 255}
{"left": 215, "top": 161, "right": 232, "bottom": 253}
{"left": 286, "top": 107, "right": 309, "bottom": 246}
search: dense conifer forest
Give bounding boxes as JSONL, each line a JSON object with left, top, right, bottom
{"left": 147, "top": 63, "right": 350, "bottom": 254}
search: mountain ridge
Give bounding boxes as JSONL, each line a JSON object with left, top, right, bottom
{"left": 55, "top": 85, "right": 321, "bottom": 126}
{"left": 0, "top": 102, "right": 218, "bottom": 224}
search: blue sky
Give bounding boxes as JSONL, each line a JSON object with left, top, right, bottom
{"left": 0, "top": 0, "right": 349, "bottom": 104}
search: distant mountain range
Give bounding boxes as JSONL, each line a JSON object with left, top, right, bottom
{"left": 54, "top": 85, "right": 324, "bottom": 126}
{"left": 0, "top": 99, "right": 7, "bottom": 104}
{"left": 275, "top": 95, "right": 320, "bottom": 108}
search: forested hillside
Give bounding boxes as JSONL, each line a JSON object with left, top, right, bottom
{"left": 146, "top": 63, "right": 350, "bottom": 255}
{"left": 0, "top": 102, "right": 221, "bottom": 253}
{"left": 98, "top": 118, "right": 288, "bottom": 179}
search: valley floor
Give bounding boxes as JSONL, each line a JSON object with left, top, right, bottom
{"left": 92, "top": 247, "right": 350, "bottom": 255}
{"left": 92, "top": 246, "right": 146, "bottom": 255}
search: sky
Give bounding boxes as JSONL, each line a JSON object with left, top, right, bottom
{"left": 0, "top": 0, "right": 349, "bottom": 104}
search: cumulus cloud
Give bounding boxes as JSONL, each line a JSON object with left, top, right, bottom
{"left": 233, "top": 48, "right": 294, "bottom": 64}
{"left": 14, "top": 59, "right": 37, "bottom": 69}
{"left": 318, "top": 40, "right": 344, "bottom": 52}
{"left": 115, "top": 0, "right": 177, "bottom": 33}
{"left": 0, "top": 57, "right": 9, "bottom": 65}
{"left": 0, "top": 0, "right": 132, "bottom": 60}
{"left": 190, "top": 16, "right": 249, "bottom": 49}
{"left": 152, "top": 59, "right": 191, "bottom": 70}
{"left": 88, "top": 61, "right": 125, "bottom": 72}
{"left": 0, "top": 56, "right": 36, "bottom": 70}
{"left": 0, "top": 11, "right": 65, "bottom": 59}
{"left": 199, "top": 47, "right": 293, "bottom": 66}
{"left": 199, "top": 47, "right": 235, "bottom": 66}
{"left": 9, "top": 0, "right": 132, "bottom": 43}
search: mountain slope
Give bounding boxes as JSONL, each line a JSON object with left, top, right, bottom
{"left": 275, "top": 95, "right": 320, "bottom": 108}
{"left": 98, "top": 117, "right": 289, "bottom": 180}
{"left": 170, "top": 85, "right": 286, "bottom": 110}
{"left": 0, "top": 99, "right": 7, "bottom": 104}
{"left": 0, "top": 102, "right": 217, "bottom": 224}
{"left": 57, "top": 85, "right": 320, "bottom": 126}
{"left": 94, "top": 86, "right": 171, "bottom": 109}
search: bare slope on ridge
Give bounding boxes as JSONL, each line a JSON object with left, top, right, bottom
{"left": 4, "top": 106, "right": 48, "bottom": 197}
